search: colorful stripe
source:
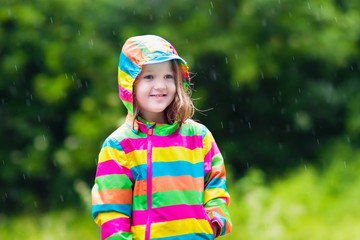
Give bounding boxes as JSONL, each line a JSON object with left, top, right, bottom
{"left": 101, "top": 217, "right": 131, "bottom": 240}
{"left": 120, "top": 134, "right": 203, "bottom": 153}
{"left": 93, "top": 34, "right": 231, "bottom": 239}
{"left": 132, "top": 204, "right": 208, "bottom": 226}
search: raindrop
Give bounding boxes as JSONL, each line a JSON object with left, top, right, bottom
{"left": 149, "top": 15, "right": 153, "bottom": 20}
{"left": 225, "top": 57, "right": 228, "bottom": 64}
{"left": 89, "top": 39, "right": 94, "bottom": 48}
{"left": 50, "top": 17, "right": 53, "bottom": 23}
{"left": 60, "top": 194, "right": 64, "bottom": 202}
{"left": 278, "top": 0, "right": 281, "bottom": 4}
{"left": 234, "top": 53, "right": 238, "bottom": 60}
{"left": 248, "top": 122, "right": 252, "bottom": 129}
{"left": 221, "top": 121, "right": 224, "bottom": 128}
{"left": 37, "top": 115, "right": 41, "bottom": 122}
{"left": 346, "top": 136, "right": 351, "bottom": 143}
{"left": 317, "top": 139, "right": 320, "bottom": 144}
{"left": 7, "top": 9, "right": 11, "bottom": 16}
{"left": 292, "top": 56, "right": 295, "bottom": 61}
{"left": 78, "top": 30, "right": 81, "bottom": 35}
{"left": 14, "top": 65, "right": 18, "bottom": 71}
{"left": 112, "top": 31, "right": 116, "bottom": 36}
{"left": 232, "top": 104, "right": 236, "bottom": 112}
{"left": 65, "top": 73, "right": 68, "bottom": 79}
{"left": 209, "top": 9, "right": 212, "bottom": 15}
{"left": 210, "top": 1, "right": 214, "bottom": 8}
{"left": 262, "top": 19, "right": 267, "bottom": 27}
{"left": 307, "top": 2, "right": 311, "bottom": 9}
{"left": 168, "top": 12, "right": 171, "bottom": 17}
{"left": 34, "top": 201, "right": 38, "bottom": 208}
{"left": 344, "top": 161, "right": 347, "bottom": 168}
{"left": 334, "top": 17, "right": 338, "bottom": 23}
{"left": 23, "top": 174, "right": 26, "bottom": 180}
{"left": 261, "top": 72, "right": 264, "bottom": 79}
{"left": 298, "top": 88, "right": 301, "bottom": 93}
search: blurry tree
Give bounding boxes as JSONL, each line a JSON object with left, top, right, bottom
{"left": 0, "top": 0, "right": 359, "bottom": 213}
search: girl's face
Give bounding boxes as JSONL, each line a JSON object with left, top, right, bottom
{"left": 134, "top": 61, "right": 176, "bottom": 123}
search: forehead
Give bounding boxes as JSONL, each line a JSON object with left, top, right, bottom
{"left": 141, "top": 61, "right": 173, "bottom": 72}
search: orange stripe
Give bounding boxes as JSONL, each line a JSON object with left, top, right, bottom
{"left": 92, "top": 189, "right": 132, "bottom": 205}
{"left": 132, "top": 176, "right": 204, "bottom": 196}
{"left": 123, "top": 41, "right": 147, "bottom": 67}
{"left": 153, "top": 175, "right": 204, "bottom": 193}
{"left": 208, "top": 165, "right": 226, "bottom": 180}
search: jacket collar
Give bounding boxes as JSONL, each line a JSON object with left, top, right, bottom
{"left": 125, "top": 113, "right": 180, "bottom": 135}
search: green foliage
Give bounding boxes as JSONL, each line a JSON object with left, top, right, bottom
{"left": 1, "top": 0, "right": 360, "bottom": 221}
{"left": 1, "top": 142, "right": 360, "bottom": 239}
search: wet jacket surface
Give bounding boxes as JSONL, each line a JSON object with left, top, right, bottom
{"left": 91, "top": 35, "right": 232, "bottom": 240}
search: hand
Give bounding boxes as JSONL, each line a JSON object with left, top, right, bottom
{"left": 212, "top": 222, "right": 220, "bottom": 237}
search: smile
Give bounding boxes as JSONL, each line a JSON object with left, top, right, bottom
{"left": 150, "top": 94, "right": 166, "bottom": 97}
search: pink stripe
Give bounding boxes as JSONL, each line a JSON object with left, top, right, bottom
{"left": 204, "top": 141, "right": 220, "bottom": 176}
{"left": 101, "top": 217, "right": 131, "bottom": 240}
{"left": 96, "top": 160, "right": 133, "bottom": 182}
{"left": 120, "top": 134, "right": 203, "bottom": 154}
{"left": 132, "top": 204, "right": 207, "bottom": 226}
{"left": 118, "top": 84, "right": 133, "bottom": 103}
{"left": 219, "top": 197, "right": 229, "bottom": 205}
{"left": 145, "top": 135, "right": 153, "bottom": 240}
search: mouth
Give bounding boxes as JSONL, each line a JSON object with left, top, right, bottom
{"left": 150, "top": 94, "right": 167, "bottom": 97}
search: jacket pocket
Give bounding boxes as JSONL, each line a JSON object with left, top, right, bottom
{"left": 202, "top": 207, "right": 215, "bottom": 239}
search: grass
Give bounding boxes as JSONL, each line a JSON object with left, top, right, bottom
{"left": 2, "top": 142, "right": 360, "bottom": 240}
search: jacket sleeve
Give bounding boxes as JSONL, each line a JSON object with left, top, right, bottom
{"left": 91, "top": 137, "right": 133, "bottom": 240}
{"left": 202, "top": 127, "right": 232, "bottom": 237}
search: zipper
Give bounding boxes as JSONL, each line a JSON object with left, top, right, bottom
{"left": 145, "top": 125, "right": 154, "bottom": 240}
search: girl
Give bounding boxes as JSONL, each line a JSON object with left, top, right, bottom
{"left": 92, "top": 35, "right": 232, "bottom": 240}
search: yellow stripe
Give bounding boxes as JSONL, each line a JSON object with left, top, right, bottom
{"left": 152, "top": 147, "right": 203, "bottom": 163}
{"left": 131, "top": 225, "right": 146, "bottom": 239}
{"left": 94, "top": 212, "right": 128, "bottom": 226}
{"left": 118, "top": 67, "right": 134, "bottom": 91}
{"left": 204, "top": 188, "right": 230, "bottom": 204}
{"left": 150, "top": 219, "right": 213, "bottom": 238}
{"left": 98, "top": 146, "right": 129, "bottom": 166}
{"left": 126, "top": 150, "right": 147, "bottom": 167}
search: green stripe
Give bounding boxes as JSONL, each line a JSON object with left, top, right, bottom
{"left": 152, "top": 190, "right": 203, "bottom": 208}
{"left": 178, "top": 122, "right": 204, "bottom": 136}
{"left": 106, "top": 231, "right": 132, "bottom": 240}
{"left": 95, "top": 175, "right": 132, "bottom": 190}
{"left": 212, "top": 153, "right": 224, "bottom": 167}
{"left": 204, "top": 198, "right": 226, "bottom": 208}
{"left": 133, "top": 195, "right": 147, "bottom": 210}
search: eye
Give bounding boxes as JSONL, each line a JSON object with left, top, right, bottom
{"left": 143, "top": 75, "right": 153, "bottom": 80}
{"left": 164, "top": 74, "right": 174, "bottom": 79}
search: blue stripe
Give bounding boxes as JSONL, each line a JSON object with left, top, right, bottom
{"left": 153, "top": 161, "right": 204, "bottom": 178}
{"left": 152, "top": 233, "right": 214, "bottom": 240}
{"left": 205, "top": 177, "right": 227, "bottom": 191}
{"left": 213, "top": 211, "right": 226, "bottom": 236}
{"left": 102, "top": 137, "right": 124, "bottom": 151}
{"left": 119, "top": 52, "right": 141, "bottom": 79}
{"left": 131, "top": 164, "right": 147, "bottom": 180}
{"left": 130, "top": 161, "right": 204, "bottom": 180}
{"left": 92, "top": 204, "right": 132, "bottom": 219}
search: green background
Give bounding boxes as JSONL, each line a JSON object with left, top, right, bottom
{"left": 1, "top": 0, "right": 360, "bottom": 239}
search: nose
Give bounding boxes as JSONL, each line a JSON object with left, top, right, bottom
{"left": 153, "top": 78, "right": 166, "bottom": 89}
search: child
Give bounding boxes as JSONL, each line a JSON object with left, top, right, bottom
{"left": 92, "top": 35, "right": 232, "bottom": 240}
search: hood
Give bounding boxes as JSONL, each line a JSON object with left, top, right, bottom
{"left": 117, "top": 34, "right": 190, "bottom": 116}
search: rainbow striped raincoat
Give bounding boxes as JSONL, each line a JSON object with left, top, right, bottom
{"left": 92, "top": 35, "right": 232, "bottom": 240}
